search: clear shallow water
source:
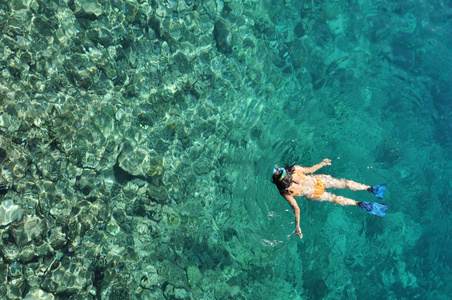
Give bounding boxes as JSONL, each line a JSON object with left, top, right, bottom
{"left": 0, "top": 0, "right": 451, "bottom": 299}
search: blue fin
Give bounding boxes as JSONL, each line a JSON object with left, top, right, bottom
{"left": 369, "top": 184, "right": 387, "bottom": 199}
{"left": 359, "top": 202, "right": 388, "bottom": 218}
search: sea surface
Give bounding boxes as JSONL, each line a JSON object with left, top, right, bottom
{"left": 0, "top": 0, "right": 451, "bottom": 299}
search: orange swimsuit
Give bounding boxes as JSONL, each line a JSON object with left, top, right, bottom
{"left": 291, "top": 172, "right": 326, "bottom": 198}
{"left": 313, "top": 176, "right": 326, "bottom": 198}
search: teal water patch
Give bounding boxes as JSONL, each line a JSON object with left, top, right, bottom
{"left": 254, "top": 0, "right": 452, "bottom": 299}
{"left": 0, "top": 0, "right": 450, "bottom": 299}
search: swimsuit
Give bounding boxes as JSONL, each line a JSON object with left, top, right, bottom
{"left": 290, "top": 172, "right": 326, "bottom": 198}
{"left": 313, "top": 176, "right": 326, "bottom": 198}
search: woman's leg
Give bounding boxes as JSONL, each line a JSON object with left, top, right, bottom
{"left": 316, "top": 175, "right": 370, "bottom": 191}
{"left": 314, "top": 191, "right": 359, "bottom": 206}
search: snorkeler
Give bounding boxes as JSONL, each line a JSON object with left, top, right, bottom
{"left": 271, "top": 159, "right": 387, "bottom": 239}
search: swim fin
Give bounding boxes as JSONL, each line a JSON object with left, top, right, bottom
{"left": 368, "top": 184, "right": 387, "bottom": 199}
{"left": 359, "top": 202, "right": 388, "bottom": 218}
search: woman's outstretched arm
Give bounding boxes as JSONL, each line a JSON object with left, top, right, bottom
{"left": 284, "top": 195, "right": 303, "bottom": 238}
{"left": 298, "top": 158, "right": 331, "bottom": 174}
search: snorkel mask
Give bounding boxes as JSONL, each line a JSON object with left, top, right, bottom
{"left": 271, "top": 168, "right": 286, "bottom": 183}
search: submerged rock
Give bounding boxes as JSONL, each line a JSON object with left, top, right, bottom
{"left": 49, "top": 227, "right": 67, "bottom": 250}
{"left": 74, "top": 0, "right": 103, "bottom": 19}
{"left": 0, "top": 136, "right": 30, "bottom": 188}
{"left": 213, "top": 20, "right": 232, "bottom": 55}
{"left": 7, "top": 276, "right": 26, "bottom": 299}
{"left": 124, "top": 1, "right": 139, "bottom": 23}
{"left": 24, "top": 289, "right": 55, "bottom": 300}
{"left": 139, "top": 265, "right": 159, "bottom": 289}
{"left": 41, "top": 256, "right": 93, "bottom": 295}
{"left": 0, "top": 200, "right": 23, "bottom": 227}
{"left": 11, "top": 215, "right": 46, "bottom": 246}
{"left": 187, "top": 265, "right": 202, "bottom": 288}
{"left": 118, "top": 144, "right": 164, "bottom": 178}
{"left": 31, "top": 15, "right": 58, "bottom": 37}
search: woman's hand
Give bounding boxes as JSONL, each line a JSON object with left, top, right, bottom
{"left": 296, "top": 226, "right": 303, "bottom": 239}
{"left": 322, "top": 158, "right": 332, "bottom": 166}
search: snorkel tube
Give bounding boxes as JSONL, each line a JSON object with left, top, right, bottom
{"left": 271, "top": 167, "right": 286, "bottom": 182}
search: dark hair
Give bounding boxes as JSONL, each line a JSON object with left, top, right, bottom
{"left": 271, "top": 165, "right": 295, "bottom": 196}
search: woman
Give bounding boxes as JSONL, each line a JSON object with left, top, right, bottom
{"left": 271, "top": 159, "right": 387, "bottom": 239}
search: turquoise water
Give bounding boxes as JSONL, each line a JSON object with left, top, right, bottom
{"left": 0, "top": 0, "right": 451, "bottom": 299}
